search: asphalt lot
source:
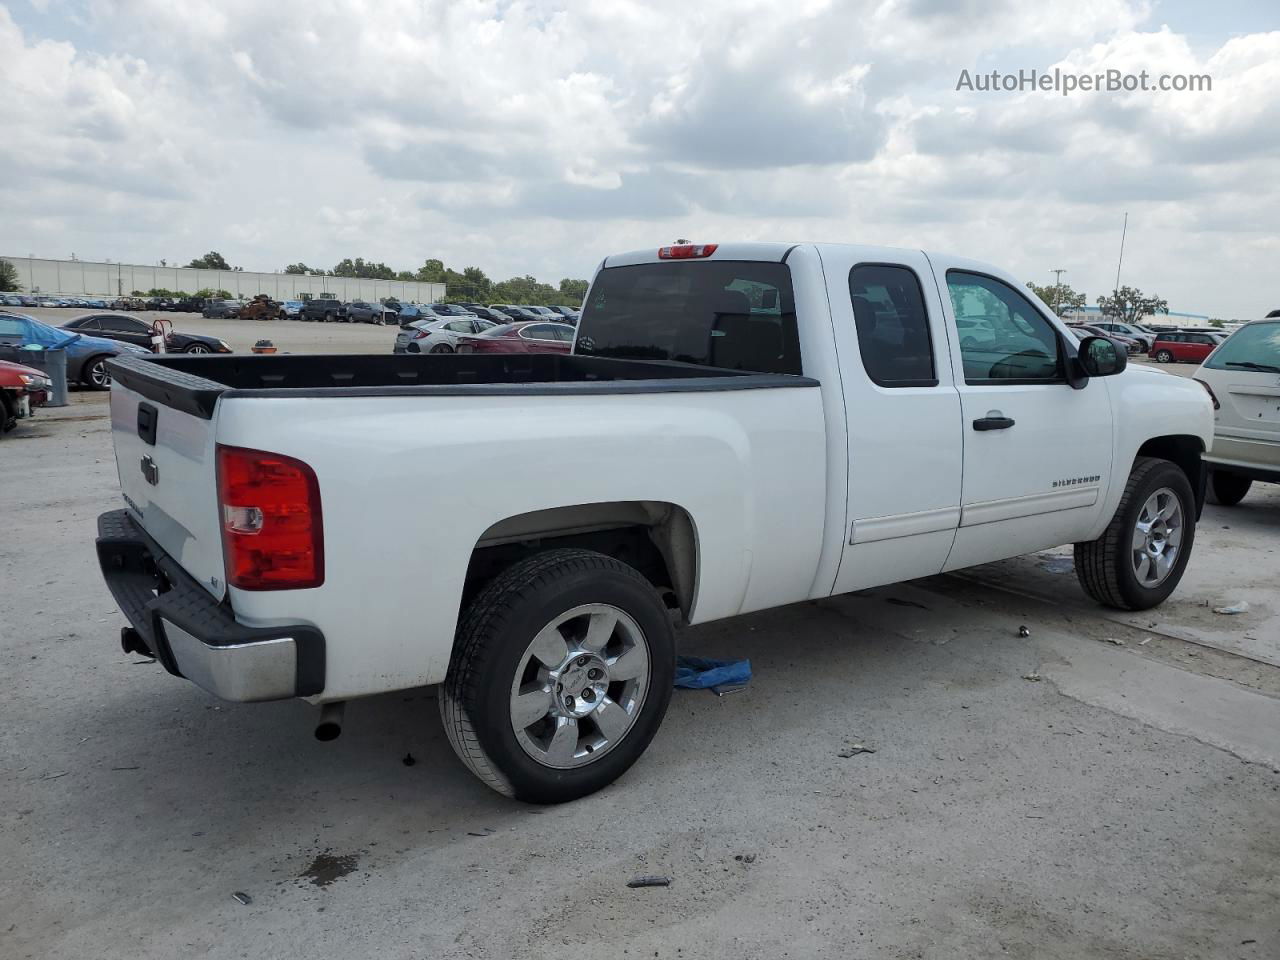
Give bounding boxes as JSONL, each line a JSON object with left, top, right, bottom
{"left": 2, "top": 327, "right": 1278, "bottom": 959}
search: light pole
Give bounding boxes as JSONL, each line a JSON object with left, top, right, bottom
{"left": 1050, "top": 268, "right": 1066, "bottom": 317}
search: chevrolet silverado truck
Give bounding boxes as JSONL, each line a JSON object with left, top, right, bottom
{"left": 96, "top": 242, "right": 1214, "bottom": 803}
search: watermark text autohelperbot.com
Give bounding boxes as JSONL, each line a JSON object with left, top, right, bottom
{"left": 956, "top": 68, "right": 1212, "bottom": 95}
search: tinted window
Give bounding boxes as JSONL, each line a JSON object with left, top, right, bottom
{"left": 1204, "top": 322, "right": 1280, "bottom": 370}
{"left": 848, "top": 264, "right": 936, "bottom": 387}
{"left": 0, "top": 316, "right": 25, "bottom": 337}
{"left": 947, "top": 272, "right": 1061, "bottom": 382}
{"left": 577, "top": 261, "right": 801, "bottom": 374}
{"left": 520, "top": 324, "right": 557, "bottom": 340}
{"left": 101, "top": 317, "right": 148, "bottom": 332}
{"left": 445, "top": 321, "right": 473, "bottom": 332}
{"left": 75, "top": 317, "right": 103, "bottom": 330}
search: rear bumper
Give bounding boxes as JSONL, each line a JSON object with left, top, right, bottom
{"left": 95, "top": 509, "right": 325, "bottom": 702}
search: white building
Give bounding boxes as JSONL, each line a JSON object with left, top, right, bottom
{"left": 1, "top": 255, "right": 446, "bottom": 304}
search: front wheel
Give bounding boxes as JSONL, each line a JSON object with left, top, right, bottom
{"left": 1206, "top": 470, "right": 1252, "bottom": 506}
{"left": 1074, "top": 457, "right": 1196, "bottom": 610}
{"left": 83, "top": 355, "right": 113, "bottom": 390}
{"left": 185, "top": 343, "right": 211, "bottom": 354}
{"left": 1154, "top": 349, "right": 1173, "bottom": 363}
{"left": 430, "top": 343, "right": 454, "bottom": 354}
{"left": 323, "top": 312, "right": 333, "bottom": 323}
{"left": 440, "top": 549, "right": 675, "bottom": 804}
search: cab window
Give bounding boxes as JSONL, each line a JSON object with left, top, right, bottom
{"left": 848, "top": 264, "right": 936, "bottom": 387}
{"left": 947, "top": 271, "right": 1062, "bottom": 383}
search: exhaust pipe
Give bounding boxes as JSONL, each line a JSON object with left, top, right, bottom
{"left": 314, "top": 701, "right": 346, "bottom": 742}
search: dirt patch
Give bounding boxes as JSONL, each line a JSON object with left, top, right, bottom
{"left": 298, "top": 850, "right": 360, "bottom": 887}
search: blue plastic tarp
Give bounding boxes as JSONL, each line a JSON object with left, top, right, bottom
{"left": 674, "top": 656, "right": 751, "bottom": 692}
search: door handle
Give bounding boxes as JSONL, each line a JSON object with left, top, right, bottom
{"left": 973, "top": 415, "right": 1015, "bottom": 431}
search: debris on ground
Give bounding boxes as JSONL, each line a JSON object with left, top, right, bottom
{"left": 1038, "top": 555, "right": 1075, "bottom": 574}
{"left": 627, "top": 876, "right": 671, "bottom": 888}
{"left": 1103, "top": 637, "right": 1126, "bottom": 646}
{"left": 837, "top": 742, "right": 876, "bottom": 758}
{"left": 1138, "top": 637, "right": 1152, "bottom": 646}
{"left": 467, "top": 828, "right": 496, "bottom": 837}
{"left": 887, "top": 597, "right": 928, "bottom": 610}
{"left": 231, "top": 891, "right": 252, "bottom": 905}
{"left": 1022, "top": 673, "right": 1042, "bottom": 682}
{"left": 402, "top": 753, "right": 416, "bottom": 766}
{"left": 1018, "top": 626, "right": 1030, "bottom": 638}
{"left": 734, "top": 853, "right": 757, "bottom": 864}
{"left": 674, "top": 656, "right": 751, "bottom": 695}
{"left": 1213, "top": 602, "right": 1250, "bottom": 615}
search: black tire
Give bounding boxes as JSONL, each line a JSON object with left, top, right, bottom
{"left": 440, "top": 548, "right": 675, "bottom": 804}
{"left": 430, "top": 343, "right": 454, "bottom": 354}
{"left": 323, "top": 312, "right": 333, "bottom": 323}
{"left": 82, "top": 355, "right": 113, "bottom": 390}
{"left": 1206, "top": 470, "right": 1252, "bottom": 506}
{"left": 0, "top": 392, "right": 15, "bottom": 435}
{"left": 1074, "top": 457, "right": 1196, "bottom": 611}
{"left": 1154, "top": 349, "right": 1173, "bottom": 363}
{"left": 185, "top": 342, "right": 211, "bottom": 354}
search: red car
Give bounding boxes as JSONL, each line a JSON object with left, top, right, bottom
{"left": 1150, "top": 331, "right": 1221, "bottom": 364}
{"left": 0, "top": 358, "right": 51, "bottom": 436}
{"left": 454, "top": 321, "right": 575, "bottom": 355}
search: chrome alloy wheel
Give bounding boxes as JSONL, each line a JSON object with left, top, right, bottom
{"left": 1131, "top": 487, "right": 1183, "bottom": 588}
{"left": 509, "top": 603, "right": 651, "bottom": 769}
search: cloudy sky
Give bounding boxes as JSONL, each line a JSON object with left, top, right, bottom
{"left": 2, "top": 0, "right": 1278, "bottom": 316}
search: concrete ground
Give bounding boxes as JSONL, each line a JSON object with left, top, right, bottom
{"left": 2, "top": 339, "right": 1278, "bottom": 960}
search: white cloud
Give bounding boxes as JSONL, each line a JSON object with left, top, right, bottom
{"left": 0, "top": 1, "right": 1277, "bottom": 317}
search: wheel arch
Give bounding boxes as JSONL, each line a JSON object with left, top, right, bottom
{"left": 463, "top": 500, "right": 700, "bottom": 620}
{"left": 1135, "top": 434, "right": 1207, "bottom": 517}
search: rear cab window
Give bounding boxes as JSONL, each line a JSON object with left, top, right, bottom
{"left": 577, "top": 260, "right": 802, "bottom": 375}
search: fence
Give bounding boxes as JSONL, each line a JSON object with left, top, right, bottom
{"left": 1, "top": 256, "right": 446, "bottom": 304}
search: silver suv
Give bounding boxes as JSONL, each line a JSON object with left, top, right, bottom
{"left": 1194, "top": 317, "right": 1280, "bottom": 505}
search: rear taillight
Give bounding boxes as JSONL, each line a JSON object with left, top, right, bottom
{"left": 412, "top": 329, "right": 430, "bottom": 340}
{"left": 658, "top": 243, "right": 718, "bottom": 259}
{"left": 216, "top": 445, "right": 323, "bottom": 590}
{"left": 1194, "top": 378, "right": 1220, "bottom": 410}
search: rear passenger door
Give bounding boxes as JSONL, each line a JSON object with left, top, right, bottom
{"left": 821, "top": 250, "right": 964, "bottom": 594}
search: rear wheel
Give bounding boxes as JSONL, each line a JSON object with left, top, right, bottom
{"left": 1154, "top": 349, "right": 1173, "bottom": 363}
{"left": 1074, "top": 457, "right": 1195, "bottom": 610}
{"left": 1206, "top": 470, "right": 1252, "bottom": 506}
{"left": 323, "top": 312, "right": 333, "bottom": 323}
{"left": 430, "top": 343, "right": 454, "bottom": 354}
{"left": 440, "top": 548, "right": 675, "bottom": 804}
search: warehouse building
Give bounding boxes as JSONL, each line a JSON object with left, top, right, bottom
{"left": 1, "top": 256, "right": 446, "bottom": 304}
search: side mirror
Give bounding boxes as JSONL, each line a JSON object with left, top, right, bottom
{"left": 1078, "top": 335, "right": 1126, "bottom": 377}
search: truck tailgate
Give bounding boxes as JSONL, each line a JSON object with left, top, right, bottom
{"left": 109, "top": 383, "right": 226, "bottom": 601}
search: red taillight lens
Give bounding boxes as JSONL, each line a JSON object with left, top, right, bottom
{"left": 1194, "top": 378, "right": 1220, "bottom": 410}
{"left": 658, "top": 243, "right": 718, "bottom": 259}
{"left": 412, "top": 329, "right": 430, "bottom": 340}
{"left": 216, "top": 445, "right": 323, "bottom": 590}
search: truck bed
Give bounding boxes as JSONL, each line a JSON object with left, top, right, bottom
{"left": 107, "top": 353, "right": 818, "bottom": 419}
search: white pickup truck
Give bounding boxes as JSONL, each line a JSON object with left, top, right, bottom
{"left": 97, "top": 242, "right": 1214, "bottom": 803}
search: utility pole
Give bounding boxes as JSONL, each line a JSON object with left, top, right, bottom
{"left": 1113, "top": 212, "right": 1128, "bottom": 298}
{"left": 1050, "top": 268, "right": 1066, "bottom": 316}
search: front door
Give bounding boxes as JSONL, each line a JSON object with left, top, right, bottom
{"left": 934, "top": 264, "right": 1115, "bottom": 570}
{"left": 822, "top": 250, "right": 964, "bottom": 594}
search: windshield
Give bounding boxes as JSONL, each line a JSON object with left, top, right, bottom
{"left": 1203, "top": 321, "right": 1280, "bottom": 371}
{"left": 431, "top": 303, "right": 473, "bottom": 316}
{"left": 576, "top": 260, "right": 801, "bottom": 374}
{"left": 22, "top": 316, "right": 78, "bottom": 349}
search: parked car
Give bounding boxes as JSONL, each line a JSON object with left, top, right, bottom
{"left": 1070, "top": 324, "right": 1142, "bottom": 354}
{"left": 0, "top": 357, "right": 51, "bottom": 435}
{"left": 489, "top": 303, "right": 545, "bottom": 322}
{"left": 520, "top": 305, "right": 563, "bottom": 321}
{"left": 1, "top": 295, "right": 23, "bottom": 307}
{"left": 93, "top": 241, "right": 1213, "bottom": 804}
{"left": 1193, "top": 317, "right": 1280, "bottom": 506}
{"left": 465, "top": 306, "right": 515, "bottom": 325}
{"left": 0, "top": 311, "right": 148, "bottom": 388}
{"left": 395, "top": 317, "right": 500, "bottom": 354}
{"left": 548, "top": 305, "right": 581, "bottom": 322}
{"left": 238, "top": 295, "right": 280, "bottom": 322}
{"left": 173, "top": 297, "right": 208, "bottom": 313}
{"left": 1088, "top": 320, "right": 1153, "bottom": 352}
{"left": 397, "top": 303, "right": 481, "bottom": 329}
{"left": 145, "top": 297, "right": 176, "bottom": 311}
{"left": 202, "top": 299, "right": 242, "bottom": 319}
{"left": 1151, "top": 330, "right": 1220, "bottom": 364}
{"left": 277, "top": 300, "right": 305, "bottom": 320}
{"left": 300, "top": 298, "right": 348, "bottom": 322}
{"left": 454, "top": 320, "right": 575, "bottom": 354}
{"left": 345, "top": 300, "right": 397, "bottom": 325}
{"left": 60, "top": 314, "right": 232, "bottom": 354}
